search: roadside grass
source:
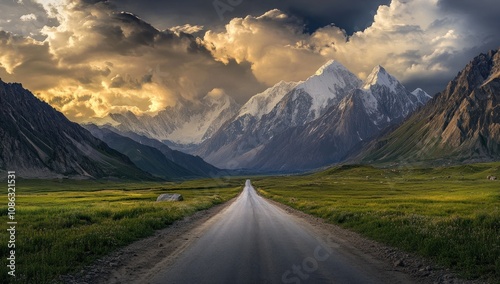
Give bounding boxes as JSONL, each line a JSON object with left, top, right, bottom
{"left": 0, "top": 178, "right": 241, "bottom": 284}
{"left": 253, "top": 163, "right": 500, "bottom": 282}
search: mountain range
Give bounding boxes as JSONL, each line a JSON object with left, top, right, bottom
{"left": 0, "top": 80, "right": 223, "bottom": 180}
{"left": 84, "top": 124, "right": 224, "bottom": 179}
{"left": 107, "top": 90, "right": 240, "bottom": 145}
{"left": 1, "top": 49, "right": 498, "bottom": 178}
{"left": 358, "top": 49, "right": 500, "bottom": 165}
{"left": 195, "top": 61, "right": 431, "bottom": 171}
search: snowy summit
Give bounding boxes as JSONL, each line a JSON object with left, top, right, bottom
{"left": 363, "top": 65, "right": 400, "bottom": 93}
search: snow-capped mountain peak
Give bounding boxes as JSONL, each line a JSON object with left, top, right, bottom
{"left": 237, "top": 80, "right": 298, "bottom": 119}
{"left": 196, "top": 60, "right": 432, "bottom": 170}
{"left": 295, "top": 60, "right": 362, "bottom": 119}
{"left": 363, "top": 65, "right": 400, "bottom": 93}
{"left": 235, "top": 59, "right": 361, "bottom": 123}
{"left": 411, "top": 88, "right": 432, "bottom": 104}
{"left": 358, "top": 67, "right": 432, "bottom": 126}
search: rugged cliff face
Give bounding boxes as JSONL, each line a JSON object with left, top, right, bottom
{"left": 359, "top": 49, "right": 500, "bottom": 165}
{"left": 0, "top": 80, "right": 151, "bottom": 179}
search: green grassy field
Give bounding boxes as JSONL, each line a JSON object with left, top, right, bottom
{"left": 1, "top": 163, "right": 498, "bottom": 283}
{"left": 253, "top": 163, "right": 500, "bottom": 282}
{"left": 0, "top": 178, "right": 241, "bottom": 284}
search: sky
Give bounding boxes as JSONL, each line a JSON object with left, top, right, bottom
{"left": 0, "top": 0, "right": 499, "bottom": 122}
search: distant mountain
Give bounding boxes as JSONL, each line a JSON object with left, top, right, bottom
{"left": 357, "top": 49, "right": 500, "bottom": 165}
{"left": 0, "top": 80, "right": 152, "bottom": 179}
{"left": 107, "top": 90, "right": 240, "bottom": 144}
{"left": 85, "top": 124, "right": 224, "bottom": 178}
{"left": 236, "top": 80, "right": 299, "bottom": 121}
{"left": 84, "top": 125, "right": 201, "bottom": 180}
{"left": 196, "top": 61, "right": 430, "bottom": 171}
{"left": 245, "top": 66, "right": 431, "bottom": 171}
{"left": 196, "top": 60, "right": 364, "bottom": 169}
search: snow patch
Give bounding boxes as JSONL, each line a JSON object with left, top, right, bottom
{"left": 360, "top": 90, "right": 379, "bottom": 115}
{"left": 411, "top": 88, "right": 432, "bottom": 104}
{"left": 237, "top": 81, "right": 298, "bottom": 119}
{"left": 363, "top": 65, "right": 399, "bottom": 93}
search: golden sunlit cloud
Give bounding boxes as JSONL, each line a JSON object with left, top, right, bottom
{"left": 204, "top": 0, "right": 472, "bottom": 87}
{"left": 0, "top": 0, "right": 264, "bottom": 122}
{"left": 0, "top": 0, "right": 495, "bottom": 122}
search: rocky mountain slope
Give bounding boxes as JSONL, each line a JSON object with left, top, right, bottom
{"left": 0, "top": 80, "right": 151, "bottom": 179}
{"left": 358, "top": 49, "right": 500, "bottom": 165}
{"left": 85, "top": 124, "right": 224, "bottom": 178}
{"left": 84, "top": 125, "right": 202, "bottom": 179}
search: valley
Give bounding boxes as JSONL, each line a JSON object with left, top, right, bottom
{"left": 1, "top": 162, "right": 497, "bottom": 283}
{"left": 0, "top": 4, "right": 499, "bottom": 282}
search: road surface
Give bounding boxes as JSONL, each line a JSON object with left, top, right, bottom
{"left": 149, "top": 180, "right": 411, "bottom": 284}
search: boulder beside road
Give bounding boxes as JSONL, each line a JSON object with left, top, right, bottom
{"left": 156, "top": 193, "right": 184, "bottom": 202}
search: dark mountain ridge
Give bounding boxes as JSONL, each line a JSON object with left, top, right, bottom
{"left": 85, "top": 124, "right": 225, "bottom": 179}
{"left": 357, "top": 49, "right": 500, "bottom": 165}
{"left": 0, "top": 80, "right": 152, "bottom": 179}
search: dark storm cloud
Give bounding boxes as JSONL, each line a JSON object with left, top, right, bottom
{"left": 0, "top": 0, "right": 58, "bottom": 40}
{"left": 438, "top": 0, "right": 500, "bottom": 39}
{"left": 401, "top": 0, "right": 500, "bottom": 94}
{"left": 2, "top": 0, "right": 499, "bottom": 121}
{"left": 110, "top": 0, "right": 390, "bottom": 34}
{"left": 438, "top": 0, "right": 500, "bottom": 54}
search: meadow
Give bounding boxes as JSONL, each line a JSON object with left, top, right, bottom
{"left": 0, "top": 178, "right": 241, "bottom": 283}
{"left": 253, "top": 163, "right": 500, "bottom": 282}
{"left": 1, "top": 163, "right": 498, "bottom": 283}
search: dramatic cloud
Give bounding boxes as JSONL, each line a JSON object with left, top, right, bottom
{"left": 0, "top": 0, "right": 264, "bottom": 121}
{"left": 0, "top": 0, "right": 58, "bottom": 39}
{"left": 205, "top": 10, "right": 333, "bottom": 85}
{"left": 110, "top": 0, "right": 390, "bottom": 34}
{"left": 204, "top": 0, "right": 500, "bottom": 94}
{"left": 0, "top": 0, "right": 499, "bottom": 122}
